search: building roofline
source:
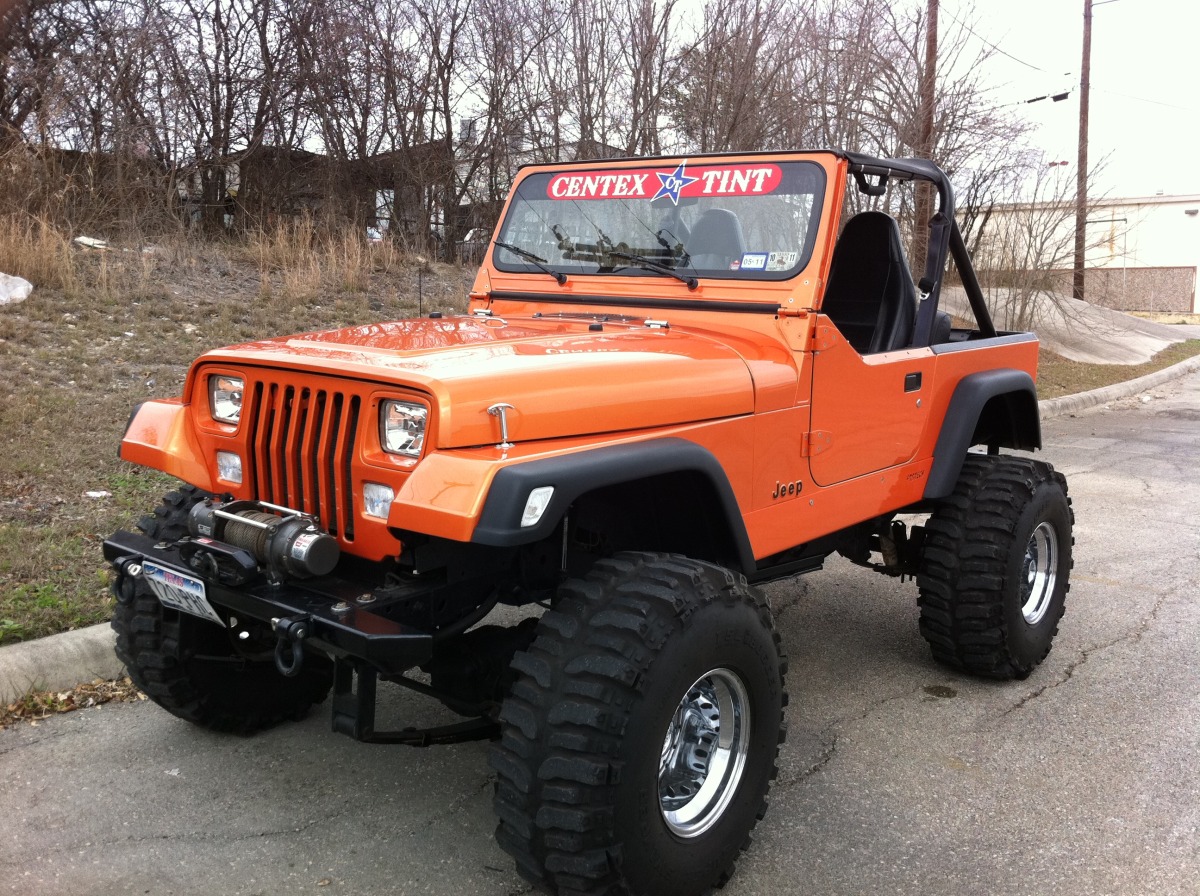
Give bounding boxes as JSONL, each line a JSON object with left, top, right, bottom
{"left": 980, "top": 193, "right": 1200, "bottom": 213}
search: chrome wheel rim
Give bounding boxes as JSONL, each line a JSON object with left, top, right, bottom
{"left": 1021, "top": 520, "right": 1059, "bottom": 624}
{"left": 658, "top": 668, "right": 751, "bottom": 838}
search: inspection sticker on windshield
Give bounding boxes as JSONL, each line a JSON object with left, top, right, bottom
{"left": 142, "top": 561, "right": 224, "bottom": 626}
{"left": 740, "top": 253, "right": 768, "bottom": 270}
{"left": 766, "top": 251, "right": 800, "bottom": 272}
{"left": 547, "top": 163, "right": 782, "bottom": 201}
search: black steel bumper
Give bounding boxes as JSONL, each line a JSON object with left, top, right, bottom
{"left": 103, "top": 530, "right": 433, "bottom": 675}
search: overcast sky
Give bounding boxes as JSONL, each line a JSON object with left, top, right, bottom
{"left": 951, "top": 0, "right": 1200, "bottom": 198}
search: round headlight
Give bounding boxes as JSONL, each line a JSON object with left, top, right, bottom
{"left": 380, "top": 400, "right": 427, "bottom": 458}
{"left": 209, "top": 375, "right": 244, "bottom": 424}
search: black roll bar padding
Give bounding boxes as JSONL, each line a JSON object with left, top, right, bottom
{"left": 911, "top": 210, "right": 952, "bottom": 346}
{"left": 854, "top": 170, "right": 889, "bottom": 196}
{"left": 949, "top": 219, "right": 998, "bottom": 338}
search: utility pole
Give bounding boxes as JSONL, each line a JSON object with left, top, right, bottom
{"left": 1073, "top": 0, "right": 1092, "bottom": 301}
{"left": 913, "top": 0, "right": 938, "bottom": 267}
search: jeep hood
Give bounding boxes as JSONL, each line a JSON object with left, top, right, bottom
{"left": 197, "top": 316, "right": 755, "bottom": 447}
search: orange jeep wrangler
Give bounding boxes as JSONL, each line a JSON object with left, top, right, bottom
{"left": 105, "top": 150, "right": 1073, "bottom": 896}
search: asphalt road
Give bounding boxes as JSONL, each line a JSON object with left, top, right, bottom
{"left": 2, "top": 372, "right": 1198, "bottom": 896}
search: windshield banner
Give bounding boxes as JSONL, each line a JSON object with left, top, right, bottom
{"left": 546, "top": 162, "right": 783, "bottom": 204}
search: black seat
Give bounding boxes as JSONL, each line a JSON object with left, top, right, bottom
{"left": 820, "top": 211, "right": 916, "bottom": 354}
{"left": 686, "top": 209, "right": 746, "bottom": 270}
{"left": 931, "top": 310, "right": 953, "bottom": 345}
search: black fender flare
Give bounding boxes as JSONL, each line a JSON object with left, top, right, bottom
{"left": 923, "top": 369, "right": 1042, "bottom": 500}
{"left": 471, "top": 438, "right": 755, "bottom": 574}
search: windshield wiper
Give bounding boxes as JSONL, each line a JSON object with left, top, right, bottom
{"left": 494, "top": 241, "right": 567, "bottom": 285}
{"left": 608, "top": 251, "right": 698, "bottom": 291}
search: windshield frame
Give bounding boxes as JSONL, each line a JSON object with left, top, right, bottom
{"left": 490, "top": 157, "right": 828, "bottom": 284}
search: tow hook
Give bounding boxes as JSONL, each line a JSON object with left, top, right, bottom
{"left": 272, "top": 616, "right": 310, "bottom": 677}
{"left": 112, "top": 558, "right": 142, "bottom": 605}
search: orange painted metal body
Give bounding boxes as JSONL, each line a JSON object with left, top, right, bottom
{"left": 119, "top": 151, "right": 1039, "bottom": 565}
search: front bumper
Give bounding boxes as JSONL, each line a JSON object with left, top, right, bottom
{"left": 103, "top": 530, "right": 433, "bottom": 675}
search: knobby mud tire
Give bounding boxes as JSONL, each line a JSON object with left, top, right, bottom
{"left": 917, "top": 456, "right": 1074, "bottom": 680}
{"left": 111, "top": 485, "right": 333, "bottom": 733}
{"left": 489, "top": 552, "right": 787, "bottom": 896}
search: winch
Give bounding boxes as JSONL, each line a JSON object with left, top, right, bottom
{"left": 187, "top": 498, "right": 340, "bottom": 579}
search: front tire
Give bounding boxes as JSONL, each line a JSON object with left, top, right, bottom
{"left": 489, "top": 553, "right": 787, "bottom": 896}
{"left": 111, "top": 486, "right": 333, "bottom": 732}
{"left": 917, "top": 456, "right": 1074, "bottom": 679}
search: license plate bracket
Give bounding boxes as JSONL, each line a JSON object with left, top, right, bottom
{"left": 142, "top": 561, "right": 225, "bottom": 627}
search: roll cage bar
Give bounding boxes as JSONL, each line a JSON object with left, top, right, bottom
{"left": 842, "top": 152, "right": 998, "bottom": 342}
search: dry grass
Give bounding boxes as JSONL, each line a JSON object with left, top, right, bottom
{"left": 0, "top": 217, "right": 472, "bottom": 645}
{"left": 0, "top": 204, "right": 433, "bottom": 308}
{"left": 245, "top": 215, "right": 420, "bottom": 300}
{"left": 1127, "top": 311, "right": 1200, "bottom": 326}
{"left": 0, "top": 217, "right": 80, "bottom": 293}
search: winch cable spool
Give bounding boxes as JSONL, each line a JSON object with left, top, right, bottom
{"left": 221, "top": 510, "right": 277, "bottom": 559}
{"left": 189, "top": 500, "right": 340, "bottom": 578}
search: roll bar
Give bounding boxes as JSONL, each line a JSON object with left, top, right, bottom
{"left": 842, "top": 152, "right": 997, "bottom": 341}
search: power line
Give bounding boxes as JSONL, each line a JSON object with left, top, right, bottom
{"left": 943, "top": 2, "right": 1195, "bottom": 115}
{"left": 1091, "top": 84, "right": 1200, "bottom": 113}
{"left": 941, "top": 3, "right": 1049, "bottom": 73}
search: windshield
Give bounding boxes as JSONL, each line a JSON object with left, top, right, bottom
{"left": 492, "top": 159, "right": 826, "bottom": 282}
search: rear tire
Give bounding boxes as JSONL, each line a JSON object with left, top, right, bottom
{"left": 489, "top": 552, "right": 787, "bottom": 896}
{"left": 111, "top": 486, "right": 333, "bottom": 732}
{"left": 917, "top": 456, "right": 1073, "bottom": 679}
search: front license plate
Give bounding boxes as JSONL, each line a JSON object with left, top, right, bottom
{"left": 142, "top": 562, "right": 225, "bottom": 627}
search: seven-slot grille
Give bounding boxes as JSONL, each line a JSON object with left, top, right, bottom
{"left": 246, "top": 379, "right": 362, "bottom": 542}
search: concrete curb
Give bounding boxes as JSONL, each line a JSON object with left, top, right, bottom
{"left": 1, "top": 624, "right": 123, "bottom": 705}
{"left": 1039, "top": 354, "right": 1200, "bottom": 418}
{"left": 2, "top": 354, "right": 1198, "bottom": 704}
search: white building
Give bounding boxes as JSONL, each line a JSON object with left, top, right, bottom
{"left": 976, "top": 192, "right": 1200, "bottom": 314}
{"left": 1082, "top": 193, "right": 1200, "bottom": 312}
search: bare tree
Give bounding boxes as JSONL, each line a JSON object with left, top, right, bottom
{"left": 668, "top": 0, "right": 802, "bottom": 153}
{"left": 503, "top": 0, "right": 570, "bottom": 161}
{"left": 459, "top": 0, "right": 559, "bottom": 209}
{"left": 135, "top": 0, "right": 304, "bottom": 231}
{"left": 0, "top": 0, "right": 1068, "bottom": 283}
{"left": 970, "top": 158, "right": 1108, "bottom": 330}
{"left": 617, "top": 0, "right": 684, "bottom": 155}
{"left": 0, "top": 0, "right": 86, "bottom": 147}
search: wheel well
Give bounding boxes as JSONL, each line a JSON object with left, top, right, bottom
{"left": 471, "top": 438, "right": 755, "bottom": 574}
{"left": 973, "top": 389, "right": 1040, "bottom": 451}
{"left": 924, "top": 370, "right": 1042, "bottom": 500}
{"left": 567, "top": 470, "right": 746, "bottom": 573}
